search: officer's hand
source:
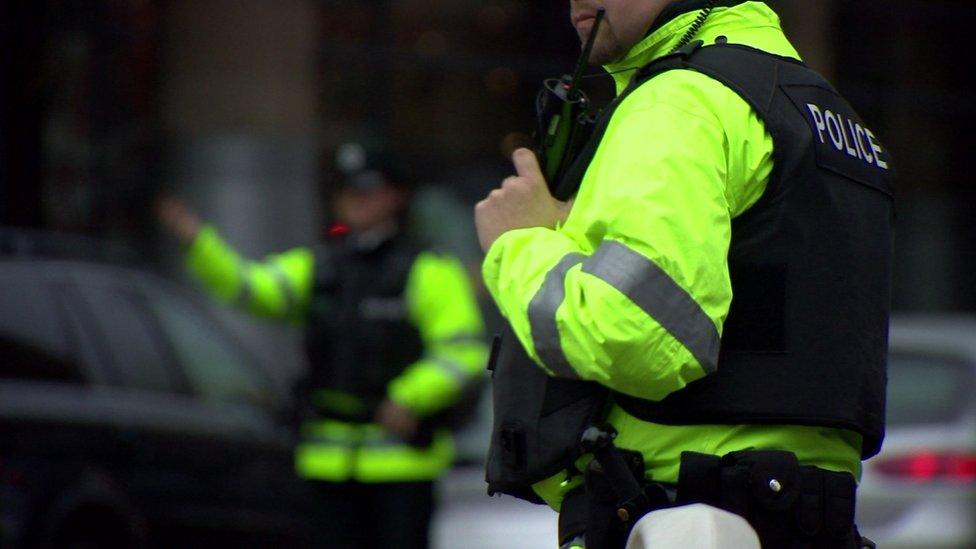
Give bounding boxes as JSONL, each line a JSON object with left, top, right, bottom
{"left": 156, "top": 195, "right": 202, "bottom": 245}
{"left": 475, "top": 148, "right": 573, "bottom": 253}
{"left": 375, "top": 398, "right": 419, "bottom": 441}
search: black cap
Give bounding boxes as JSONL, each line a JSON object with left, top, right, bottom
{"left": 334, "top": 140, "right": 406, "bottom": 190}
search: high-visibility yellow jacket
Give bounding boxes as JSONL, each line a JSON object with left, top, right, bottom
{"left": 482, "top": 2, "right": 862, "bottom": 508}
{"left": 185, "top": 226, "right": 488, "bottom": 482}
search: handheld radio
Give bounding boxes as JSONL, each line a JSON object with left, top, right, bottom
{"left": 534, "top": 8, "right": 605, "bottom": 196}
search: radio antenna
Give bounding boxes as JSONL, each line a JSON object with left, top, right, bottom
{"left": 569, "top": 8, "right": 606, "bottom": 91}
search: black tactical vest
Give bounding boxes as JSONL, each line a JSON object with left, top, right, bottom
{"left": 305, "top": 233, "right": 424, "bottom": 422}
{"left": 486, "top": 43, "right": 894, "bottom": 500}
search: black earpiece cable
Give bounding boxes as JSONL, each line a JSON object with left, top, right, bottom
{"left": 670, "top": 0, "right": 717, "bottom": 53}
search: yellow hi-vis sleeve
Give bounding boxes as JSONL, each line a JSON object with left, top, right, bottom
{"left": 185, "top": 226, "right": 314, "bottom": 322}
{"left": 482, "top": 68, "right": 774, "bottom": 402}
{"left": 387, "top": 252, "right": 488, "bottom": 418}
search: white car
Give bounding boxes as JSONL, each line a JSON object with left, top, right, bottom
{"left": 856, "top": 315, "right": 976, "bottom": 548}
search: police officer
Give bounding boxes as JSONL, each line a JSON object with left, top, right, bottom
{"left": 476, "top": 1, "right": 892, "bottom": 548}
{"left": 159, "top": 141, "right": 487, "bottom": 549}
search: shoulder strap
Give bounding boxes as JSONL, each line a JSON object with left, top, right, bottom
{"left": 552, "top": 41, "right": 810, "bottom": 200}
{"left": 551, "top": 40, "right": 706, "bottom": 199}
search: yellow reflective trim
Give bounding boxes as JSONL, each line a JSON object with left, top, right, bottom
{"left": 388, "top": 358, "right": 465, "bottom": 417}
{"left": 531, "top": 455, "right": 590, "bottom": 511}
{"left": 296, "top": 421, "right": 454, "bottom": 482}
{"left": 294, "top": 442, "right": 354, "bottom": 482}
{"left": 301, "top": 418, "right": 362, "bottom": 442}
{"left": 184, "top": 226, "right": 314, "bottom": 322}
{"left": 391, "top": 251, "right": 487, "bottom": 417}
{"left": 354, "top": 431, "right": 455, "bottom": 483}
{"left": 405, "top": 253, "right": 485, "bottom": 340}
{"left": 185, "top": 226, "right": 248, "bottom": 303}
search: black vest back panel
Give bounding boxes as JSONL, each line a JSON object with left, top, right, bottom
{"left": 305, "top": 234, "right": 424, "bottom": 420}
{"left": 614, "top": 44, "right": 894, "bottom": 458}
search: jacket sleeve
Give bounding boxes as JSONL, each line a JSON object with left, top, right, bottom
{"left": 386, "top": 252, "right": 488, "bottom": 418}
{"left": 482, "top": 70, "right": 772, "bottom": 402}
{"left": 185, "top": 226, "right": 314, "bottom": 322}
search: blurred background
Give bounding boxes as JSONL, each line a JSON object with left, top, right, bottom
{"left": 2, "top": 0, "right": 974, "bottom": 547}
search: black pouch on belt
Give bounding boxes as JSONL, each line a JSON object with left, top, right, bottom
{"left": 485, "top": 328, "right": 609, "bottom": 502}
{"left": 737, "top": 450, "right": 801, "bottom": 513}
{"left": 823, "top": 469, "right": 856, "bottom": 540}
{"left": 581, "top": 449, "right": 649, "bottom": 549}
{"left": 677, "top": 450, "right": 861, "bottom": 547}
{"left": 677, "top": 450, "right": 799, "bottom": 511}
{"left": 733, "top": 450, "right": 802, "bottom": 545}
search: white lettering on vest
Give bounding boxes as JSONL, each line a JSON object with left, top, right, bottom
{"left": 825, "top": 110, "right": 845, "bottom": 151}
{"left": 844, "top": 118, "right": 861, "bottom": 159}
{"left": 865, "top": 128, "right": 889, "bottom": 170}
{"left": 807, "top": 103, "right": 826, "bottom": 143}
{"left": 805, "top": 101, "right": 888, "bottom": 171}
{"left": 856, "top": 124, "right": 873, "bottom": 163}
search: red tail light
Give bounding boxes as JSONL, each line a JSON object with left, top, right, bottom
{"left": 327, "top": 223, "right": 350, "bottom": 237}
{"left": 874, "top": 451, "right": 976, "bottom": 483}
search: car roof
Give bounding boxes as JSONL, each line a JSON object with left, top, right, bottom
{"left": 889, "top": 314, "right": 976, "bottom": 363}
{"left": 0, "top": 256, "right": 187, "bottom": 305}
{"left": 1, "top": 227, "right": 144, "bottom": 265}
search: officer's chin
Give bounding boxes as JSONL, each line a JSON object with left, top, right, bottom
{"left": 586, "top": 42, "right": 624, "bottom": 67}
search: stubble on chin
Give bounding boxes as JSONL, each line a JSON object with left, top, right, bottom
{"left": 580, "top": 26, "right": 624, "bottom": 66}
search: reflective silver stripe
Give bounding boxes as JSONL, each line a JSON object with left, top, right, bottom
{"left": 234, "top": 265, "right": 253, "bottom": 308}
{"left": 430, "top": 357, "right": 472, "bottom": 387}
{"left": 306, "top": 434, "right": 404, "bottom": 448}
{"left": 581, "top": 241, "right": 720, "bottom": 374}
{"left": 305, "top": 433, "right": 357, "bottom": 445}
{"left": 527, "top": 253, "right": 586, "bottom": 379}
{"left": 267, "top": 261, "right": 298, "bottom": 315}
{"left": 362, "top": 434, "right": 416, "bottom": 448}
{"left": 436, "top": 333, "right": 485, "bottom": 346}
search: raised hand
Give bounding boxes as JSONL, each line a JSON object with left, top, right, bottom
{"left": 474, "top": 148, "right": 573, "bottom": 252}
{"left": 156, "top": 195, "right": 203, "bottom": 245}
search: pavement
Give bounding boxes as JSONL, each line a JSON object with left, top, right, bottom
{"left": 432, "top": 466, "right": 557, "bottom": 549}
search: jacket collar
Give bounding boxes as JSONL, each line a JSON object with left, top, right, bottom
{"left": 646, "top": 0, "right": 717, "bottom": 37}
{"left": 603, "top": 9, "right": 705, "bottom": 93}
{"left": 603, "top": 1, "right": 765, "bottom": 94}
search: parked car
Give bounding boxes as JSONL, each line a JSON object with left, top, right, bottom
{"left": 0, "top": 232, "right": 316, "bottom": 547}
{"left": 856, "top": 315, "right": 976, "bottom": 548}
{"left": 434, "top": 316, "right": 976, "bottom": 548}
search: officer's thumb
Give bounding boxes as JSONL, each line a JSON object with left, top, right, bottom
{"left": 512, "top": 148, "right": 544, "bottom": 184}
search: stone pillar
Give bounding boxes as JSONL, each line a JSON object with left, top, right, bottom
{"left": 160, "top": 0, "right": 320, "bottom": 386}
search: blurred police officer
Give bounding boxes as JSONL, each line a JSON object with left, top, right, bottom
{"left": 476, "top": 1, "right": 892, "bottom": 547}
{"left": 159, "top": 140, "right": 487, "bottom": 548}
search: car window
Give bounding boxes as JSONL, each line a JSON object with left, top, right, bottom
{"left": 51, "top": 284, "right": 118, "bottom": 385}
{"left": 0, "top": 270, "right": 82, "bottom": 383}
{"left": 0, "top": 335, "right": 83, "bottom": 383}
{"left": 886, "top": 352, "right": 973, "bottom": 426}
{"left": 145, "top": 287, "right": 273, "bottom": 408}
{"left": 79, "top": 285, "right": 180, "bottom": 393}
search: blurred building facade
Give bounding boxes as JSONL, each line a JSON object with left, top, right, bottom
{"left": 2, "top": 1, "right": 974, "bottom": 355}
